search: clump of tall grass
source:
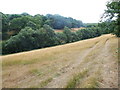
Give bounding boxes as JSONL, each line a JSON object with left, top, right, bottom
{"left": 65, "top": 69, "right": 88, "bottom": 88}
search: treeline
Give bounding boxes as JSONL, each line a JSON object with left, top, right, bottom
{"left": 2, "top": 25, "right": 102, "bottom": 55}
{"left": 46, "top": 14, "right": 84, "bottom": 29}
{"left": 1, "top": 12, "right": 84, "bottom": 40}
{"left": 1, "top": 0, "right": 120, "bottom": 55}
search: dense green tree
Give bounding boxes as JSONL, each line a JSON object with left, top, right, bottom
{"left": 63, "top": 27, "right": 73, "bottom": 43}
{"left": 2, "top": 27, "right": 36, "bottom": 54}
{"left": 1, "top": 12, "right": 105, "bottom": 55}
{"left": 41, "top": 24, "right": 59, "bottom": 47}
{"left": 2, "top": 25, "right": 59, "bottom": 54}
{"left": 1, "top": 12, "right": 86, "bottom": 41}
{"left": 71, "top": 32, "right": 79, "bottom": 42}
{"left": 56, "top": 32, "right": 67, "bottom": 44}
{"left": 98, "top": 21, "right": 116, "bottom": 34}
{"left": 1, "top": 12, "right": 9, "bottom": 32}
{"left": 85, "top": 23, "right": 98, "bottom": 28}
{"left": 8, "top": 14, "right": 22, "bottom": 20}
{"left": 102, "top": 0, "right": 120, "bottom": 37}
{"left": 33, "top": 14, "right": 47, "bottom": 28}
{"left": 9, "top": 16, "right": 32, "bottom": 31}
{"left": 26, "top": 21, "right": 37, "bottom": 30}
{"left": 76, "top": 27, "right": 101, "bottom": 40}
{"left": 46, "top": 14, "right": 84, "bottom": 29}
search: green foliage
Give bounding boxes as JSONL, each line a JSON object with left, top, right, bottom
{"left": 63, "top": 27, "right": 73, "bottom": 43}
{"left": 2, "top": 13, "right": 85, "bottom": 33}
{"left": 26, "top": 21, "right": 37, "bottom": 30}
{"left": 1, "top": 12, "right": 104, "bottom": 55}
{"left": 10, "top": 16, "right": 34, "bottom": 31}
{"left": 101, "top": 1, "right": 120, "bottom": 37}
{"left": 46, "top": 14, "right": 84, "bottom": 29}
{"left": 2, "top": 32, "right": 11, "bottom": 40}
{"left": 2, "top": 25, "right": 59, "bottom": 54}
{"left": 76, "top": 27, "right": 101, "bottom": 40}
{"left": 62, "top": 26, "right": 79, "bottom": 43}
{"left": 56, "top": 32, "right": 67, "bottom": 44}
{"left": 85, "top": 23, "right": 98, "bottom": 28}
{"left": 2, "top": 27, "right": 36, "bottom": 54}
{"left": 71, "top": 32, "right": 79, "bottom": 42}
{"left": 8, "top": 14, "right": 22, "bottom": 20}
{"left": 98, "top": 21, "right": 116, "bottom": 34}
{"left": 1, "top": 12, "right": 85, "bottom": 41}
{"left": 66, "top": 69, "right": 88, "bottom": 88}
{"left": 40, "top": 24, "right": 59, "bottom": 47}
{"left": 2, "top": 25, "right": 103, "bottom": 55}
{"left": 1, "top": 12, "right": 9, "bottom": 32}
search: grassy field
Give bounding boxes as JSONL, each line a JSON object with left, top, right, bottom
{"left": 55, "top": 27, "right": 85, "bottom": 33}
{"left": 1, "top": 34, "right": 118, "bottom": 88}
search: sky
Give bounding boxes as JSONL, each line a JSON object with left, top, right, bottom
{"left": 0, "top": 0, "right": 109, "bottom": 23}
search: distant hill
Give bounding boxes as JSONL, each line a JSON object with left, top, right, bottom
{"left": 1, "top": 12, "right": 85, "bottom": 40}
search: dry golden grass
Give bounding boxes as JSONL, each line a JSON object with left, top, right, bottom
{"left": 55, "top": 27, "right": 85, "bottom": 33}
{"left": 2, "top": 34, "right": 118, "bottom": 88}
{"left": 54, "top": 30, "right": 63, "bottom": 33}
{"left": 71, "top": 27, "right": 86, "bottom": 31}
{"left": 7, "top": 31, "right": 16, "bottom": 35}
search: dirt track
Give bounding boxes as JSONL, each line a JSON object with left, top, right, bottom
{"left": 2, "top": 34, "right": 118, "bottom": 88}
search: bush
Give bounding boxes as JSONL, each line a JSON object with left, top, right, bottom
{"left": 56, "top": 32, "right": 67, "bottom": 44}
{"left": 63, "top": 27, "right": 73, "bottom": 43}
{"left": 2, "top": 27, "right": 36, "bottom": 54}
{"left": 2, "top": 25, "right": 59, "bottom": 55}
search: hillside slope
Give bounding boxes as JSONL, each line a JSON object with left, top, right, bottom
{"left": 2, "top": 34, "right": 118, "bottom": 88}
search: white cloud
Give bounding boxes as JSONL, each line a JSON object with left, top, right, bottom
{"left": 0, "top": 0, "right": 109, "bottom": 23}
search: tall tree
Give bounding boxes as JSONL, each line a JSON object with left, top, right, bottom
{"left": 102, "top": 0, "right": 120, "bottom": 37}
{"left": 63, "top": 26, "right": 72, "bottom": 43}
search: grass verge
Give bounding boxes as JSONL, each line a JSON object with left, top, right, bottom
{"left": 30, "top": 77, "right": 53, "bottom": 88}
{"left": 65, "top": 69, "right": 88, "bottom": 88}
